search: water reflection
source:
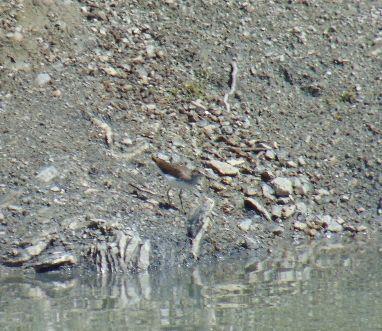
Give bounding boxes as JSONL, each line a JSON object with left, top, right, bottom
{"left": 1, "top": 238, "right": 381, "bottom": 330}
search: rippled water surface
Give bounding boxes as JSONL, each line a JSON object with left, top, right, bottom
{"left": 1, "top": 239, "right": 381, "bottom": 330}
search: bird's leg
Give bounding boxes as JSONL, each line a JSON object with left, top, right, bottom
{"left": 167, "top": 188, "right": 172, "bottom": 206}
{"left": 179, "top": 189, "right": 184, "bottom": 211}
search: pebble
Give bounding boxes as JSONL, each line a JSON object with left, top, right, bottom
{"left": 244, "top": 198, "right": 272, "bottom": 221}
{"left": 269, "top": 224, "right": 284, "bottom": 235}
{"left": 204, "top": 168, "right": 219, "bottom": 180}
{"left": 320, "top": 215, "right": 332, "bottom": 227}
{"left": 271, "top": 205, "right": 282, "bottom": 218}
{"left": 13, "top": 32, "right": 23, "bottom": 41}
{"left": 35, "top": 73, "right": 51, "bottom": 86}
{"left": 282, "top": 204, "right": 296, "bottom": 219}
{"left": 146, "top": 45, "right": 156, "bottom": 58}
{"left": 327, "top": 222, "right": 343, "bottom": 233}
{"left": 265, "top": 150, "right": 276, "bottom": 160}
{"left": 210, "top": 181, "right": 226, "bottom": 191}
{"left": 221, "top": 176, "right": 233, "bottom": 185}
{"left": 29, "top": 254, "right": 77, "bottom": 271}
{"left": 276, "top": 149, "right": 288, "bottom": 162}
{"left": 300, "top": 178, "right": 313, "bottom": 195}
{"left": 52, "top": 90, "right": 61, "bottom": 97}
{"left": 297, "top": 156, "right": 306, "bottom": 166}
{"left": 317, "top": 188, "right": 330, "bottom": 196}
{"left": 102, "top": 66, "right": 118, "bottom": 76}
{"left": 286, "top": 160, "right": 298, "bottom": 168}
{"left": 227, "top": 158, "right": 246, "bottom": 166}
{"left": 356, "top": 207, "right": 365, "bottom": 213}
{"left": 270, "top": 177, "right": 293, "bottom": 197}
{"left": 0, "top": 212, "right": 4, "bottom": 222}
{"left": 295, "top": 201, "right": 308, "bottom": 215}
{"left": 36, "top": 166, "right": 59, "bottom": 182}
{"left": 207, "top": 160, "right": 239, "bottom": 176}
{"left": 238, "top": 219, "right": 252, "bottom": 232}
{"left": 294, "top": 221, "right": 307, "bottom": 230}
{"left": 356, "top": 225, "right": 367, "bottom": 232}
{"left": 262, "top": 183, "right": 275, "bottom": 200}
{"left": 243, "top": 186, "right": 258, "bottom": 196}
{"left": 25, "top": 241, "right": 48, "bottom": 257}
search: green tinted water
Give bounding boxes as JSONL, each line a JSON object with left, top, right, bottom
{"left": 1, "top": 239, "right": 381, "bottom": 330}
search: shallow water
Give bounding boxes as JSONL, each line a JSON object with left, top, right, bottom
{"left": 1, "top": 239, "right": 381, "bottom": 330}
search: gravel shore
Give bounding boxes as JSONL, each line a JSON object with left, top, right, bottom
{"left": 0, "top": 0, "right": 381, "bottom": 272}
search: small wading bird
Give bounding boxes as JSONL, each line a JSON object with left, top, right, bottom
{"left": 152, "top": 154, "right": 203, "bottom": 210}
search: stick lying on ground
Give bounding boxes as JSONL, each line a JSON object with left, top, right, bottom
{"left": 223, "top": 61, "right": 238, "bottom": 112}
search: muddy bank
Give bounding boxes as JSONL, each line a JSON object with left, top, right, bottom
{"left": 0, "top": 0, "right": 381, "bottom": 272}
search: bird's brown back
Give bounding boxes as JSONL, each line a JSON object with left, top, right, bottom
{"left": 152, "top": 154, "right": 193, "bottom": 181}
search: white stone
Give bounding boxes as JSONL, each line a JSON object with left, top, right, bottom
{"left": 294, "top": 221, "right": 307, "bottom": 230}
{"left": 282, "top": 204, "right": 296, "bottom": 218}
{"left": 207, "top": 160, "right": 239, "bottom": 176}
{"left": 35, "top": 73, "right": 51, "bottom": 86}
{"left": 36, "top": 166, "right": 59, "bottom": 182}
{"left": 327, "top": 222, "right": 343, "bottom": 233}
{"left": 270, "top": 177, "right": 293, "bottom": 197}
{"left": 238, "top": 219, "right": 252, "bottom": 232}
{"left": 146, "top": 45, "right": 156, "bottom": 57}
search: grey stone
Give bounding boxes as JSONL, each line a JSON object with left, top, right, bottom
{"left": 270, "top": 177, "right": 293, "bottom": 197}
{"left": 238, "top": 218, "right": 252, "bottom": 232}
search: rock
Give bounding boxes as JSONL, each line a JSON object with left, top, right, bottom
{"left": 270, "top": 177, "right": 293, "bottom": 197}
{"left": 356, "top": 225, "right": 367, "bottom": 232}
{"left": 13, "top": 32, "right": 23, "bottom": 41}
{"left": 210, "top": 181, "right": 226, "bottom": 191}
{"left": 204, "top": 168, "right": 219, "bottom": 180}
{"left": 297, "top": 156, "right": 306, "bottom": 166}
{"left": 102, "top": 66, "right": 118, "bottom": 76}
{"left": 29, "top": 254, "right": 77, "bottom": 271}
{"left": 327, "top": 222, "right": 343, "bottom": 233}
{"left": 243, "top": 186, "right": 258, "bottom": 196}
{"left": 0, "top": 212, "right": 4, "bottom": 222}
{"left": 343, "top": 224, "right": 356, "bottom": 232}
{"left": 316, "top": 188, "right": 330, "bottom": 196}
{"left": 238, "top": 219, "right": 252, "bottom": 232}
{"left": 244, "top": 236, "right": 260, "bottom": 249}
{"left": 335, "top": 216, "right": 345, "bottom": 224}
{"left": 227, "top": 158, "right": 246, "bottom": 166}
{"left": 146, "top": 45, "right": 156, "bottom": 57}
{"left": 256, "top": 167, "right": 276, "bottom": 181}
{"left": 282, "top": 204, "right": 296, "bottom": 219}
{"left": 269, "top": 224, "right": 284, "bottom": 235}
{"left": 265, "top": 150, "right": 276, "bottom": 160}
{"left": 320, "top": 215, "right": 332, "bottom": 227}
{"left": 25, "top": 241, "right": 48, "bottom": 257}
{"left": 262, "top": 183, "right": 275, "bottom": 200}
{"left": 276, "top": 197, "right": 291, "bottom": 205}
{"left": 291, "top": 177, "right": 302, "bottom": 192}
{"left": 138, "top": 240, "right": 151, "bottom": 270}
{"left": 244, "top": 198, "right": 272, "bottom": 221}
{"left": 36, "top": 166, "right": 59, "bottom": 182}
{"left": 221, "top": 176, "right": 233, "bottom": 185}
{"left": 271, "top": 205, "right": 282, "bottom": 218}
{"left": 287, "top": 160, "right": 298, "bottom": 168}
{"left": 356, "top": 206, "right": 365, "bottom": 213}
{"left": 340, "top": 195, "right": 350, "bottom": 202}
{"left": 35, "top": 73, "right": 51, "bottom": 86}
{"left": 294, "top": 221, "right": 307, "bottom": 230}
{"left": 295, "top": 201, "right": 308, "bottom": 215}
{"left": 207, "top": 160, "right": 239, "bottom": 176}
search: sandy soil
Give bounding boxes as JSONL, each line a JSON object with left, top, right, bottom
{"left": 0, "top": 0, "right": 381, "bottom": 272}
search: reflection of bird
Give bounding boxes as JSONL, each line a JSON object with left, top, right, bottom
{"left": 152, "top": 154, "right": 203, "bottom": 210}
